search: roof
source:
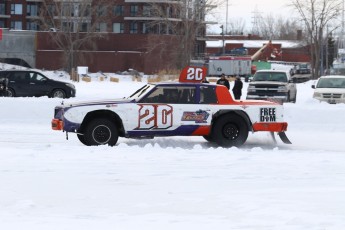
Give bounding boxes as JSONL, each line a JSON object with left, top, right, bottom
{"left": 206, "top": 40, "right": 306, "bottom": 49}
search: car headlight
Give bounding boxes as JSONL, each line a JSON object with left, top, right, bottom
{"left": 247, "top": 85, "right": 255, "bottom": 92}
{"left": 313, "top": 92, "right": 322, "bottom": 98}
{"left": 277, "top": 86, "right": 288, "bottom": 92}
{"left": 65, "top": 83, "right": 75, "bottom": 89}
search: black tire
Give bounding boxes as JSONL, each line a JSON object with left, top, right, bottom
{"left": 6, "top": 88, "right": 15, "bottom": 97}
{"left": 83, "top": 118, "right": 118, "bottom": 146}
{"left": 203, "top": 135, "right": 214, "bottom": 142}
{"left": 77, "top": 134, "right": 87, "bottom": 145}
{"left": 51, "top": 89, "right": 66, "bottom": 98}
{"left": 212, "top": 114, "right": 248, "bottom": 147}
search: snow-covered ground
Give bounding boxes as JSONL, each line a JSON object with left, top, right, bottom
{"left": 1, "top": 66, "right": 345, "bottom": 230}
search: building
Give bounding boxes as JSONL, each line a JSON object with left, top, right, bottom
{"left": 0, "top": 0, "right": 211, "bottom": 74}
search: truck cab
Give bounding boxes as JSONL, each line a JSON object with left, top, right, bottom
{"left": 246, "top": 70, "right": 297, "bottom": 103}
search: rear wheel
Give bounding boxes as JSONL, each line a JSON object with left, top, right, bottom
{"left": 52, "top": 89, "right": 66, "bottom": 98}
{"left": 6, "top": 88, "right": 15, "bottom": 97}
{"left": 83, "top": 118, "right": 118, "bottom": 146}
{"left": 212, "top": 114, "right": 248, "bottom": 147}
{"left": 203, "top": 135, "right": 214, "bottom": 142}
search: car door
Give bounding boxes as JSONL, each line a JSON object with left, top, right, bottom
{"left": 134, "top": 85, "right": 211, "bottom": 136}
{"left": 9, "top": 71, "right": 31, "bottom": 96}
{"left": 28, "top": 72, "right": 51, "bottom": 97}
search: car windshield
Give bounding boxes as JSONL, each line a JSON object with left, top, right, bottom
{"left": 127, "top": 84, "right": 155, "bottom": 100}
{"left": 316, "top": 78, "right": 345, "bottom": 88}
{"left": 253, "top": 72, "right": 288, "bottom": 82}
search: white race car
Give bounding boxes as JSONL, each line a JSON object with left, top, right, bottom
{"left": 52, "top": 67, "right": 291, "bottom": 147}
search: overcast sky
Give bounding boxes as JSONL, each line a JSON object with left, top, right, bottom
{"left": 208, "top": 0, "right": 296, "bottom": 33}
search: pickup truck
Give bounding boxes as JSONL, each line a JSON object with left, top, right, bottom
{"left": 246, "top": 70, "right": 297, "bottom": 103}
{"left": 52, "top": 67, "right": 291, "bottom": 147}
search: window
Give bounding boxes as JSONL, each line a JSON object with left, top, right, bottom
{"left": 11, "top": 21, "right": 22, "bottom": 30}
{"left": 27, "top": 21, "right": 38, "bottom": 31}
{"left": 143, "top": 5, "right": 151, "bottom": 17}
{"left": 113, "top": 6, "right": 124, "bottom": 16}
{"left": 113, "top": 23, "right": 124, "bottom": 33}
{"left": 200, "top": 86, "right": 217, "bottom": 104}
{"left": 130, "top": 22, "right": 138, "bottom": 34}
{"left": 0, "top": 20, "right": 4, "bottom": 28}
{"left": 97, "top": 22, "right": 107, "bottom": 32}
{"left": 140, "top": 86, "right": 196, "bottom": 104}
{"left": 11, "top": 4, "right": 22, "bottom": 15}
{"left": 130, "top": 5, "right": 138, "bottom": 16}
{"left": 142, "top": 23, "right": 151, "bottom": 34}
{"left": 80, "top": 23, "right": 88, "bottom": 32}
{"left": 0, "top": 3, "right": 5, "bottom": 15}
{"left": 27, "top": 4, "right": 38, "bottom": 16}
{"left": 62, "top": 3, "right": 73, "bottom": 17}
{"left": 97, "top": 5, "right": 107, "bottom": 17}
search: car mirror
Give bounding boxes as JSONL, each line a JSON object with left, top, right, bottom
{"left": 311, "top": 85, "right": 315, "bottom": 89}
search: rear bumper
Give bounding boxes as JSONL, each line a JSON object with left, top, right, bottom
{"left": 252, "top": 122, "right": 288, "bottom": 132}
{"left": 52, "top": 119, "right": 63, "bottom": 130}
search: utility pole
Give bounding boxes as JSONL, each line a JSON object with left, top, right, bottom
{"left": 220, "top": 25, "right": 225, "bottom": 54}
{"left": 225, "top": 0, "right": 228, "bottom": 34}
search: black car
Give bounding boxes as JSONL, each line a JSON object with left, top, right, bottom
{"left": 0, "top": 70, "right": 76, "bottom": 98}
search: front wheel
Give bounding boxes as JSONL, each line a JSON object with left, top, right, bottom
{"left": 212, "top": 114, "right": 248, "bottom": 147}
{"left": 83, "top": 118, "right": 119, "bottom": 146}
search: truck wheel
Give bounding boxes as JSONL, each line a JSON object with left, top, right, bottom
{"left": 77, "top": 134, "right": 87, "bottom": 145}
{"left": 203, "top": 135, "right": 214, "bottom": 142}
{"left": 83, "top": 118, "right": 118, "bottom": 146}
{"left": 212, "top": 114, "right": 248, "bottom": 147}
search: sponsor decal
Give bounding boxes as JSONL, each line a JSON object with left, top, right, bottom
{"left": 106, "top": 104, "right": 118, "bottom": 107}
{"left": 260, "top": 108, "right": 276, "bottom": 122}
{"left": 137, "top": 104, "right": 173, "bottom": 130}
{"left": 182, "top": 110, "right": 209, "bottom": 123}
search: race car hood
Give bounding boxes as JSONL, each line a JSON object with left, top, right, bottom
{"left": 314, "top": 88, "right": 345, "bottom": 94}
{"left": 60, "top": 98, "right": 133, "bottom": 108}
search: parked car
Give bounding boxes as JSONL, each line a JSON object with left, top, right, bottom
{"left": 312, "top": 75, "right": 345, "bottom": 104}
{"left": 0, "top": 70, "right": 76, "bottom": 98}
{"left": 246, "top": 70, "right": 297, "bottom": 103}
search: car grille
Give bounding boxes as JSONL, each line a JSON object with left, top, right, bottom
{"left": 322, "top": 93, "right": 342, "bottom": 99}
{"left": 252, "top": 85, "right": 280, "bottom": 95}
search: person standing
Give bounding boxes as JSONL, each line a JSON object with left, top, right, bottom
{"left": 232, "top": 76, "right": 243, "bottom": 100}
{"left": 216, "top": 73, "right": 230, "bottom": 90}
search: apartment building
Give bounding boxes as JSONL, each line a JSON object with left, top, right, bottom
{"left": 0, "top": 0, "right": 209, "bottom": 73}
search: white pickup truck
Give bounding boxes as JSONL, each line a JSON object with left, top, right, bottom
{"left": 246, "top": 70, "right": 297, "bottom": 103}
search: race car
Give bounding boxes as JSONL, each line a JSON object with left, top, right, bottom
{"left": 52, "top": 66, "right": 291, "bottom": 147}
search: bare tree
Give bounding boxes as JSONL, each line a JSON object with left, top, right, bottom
{"left": 144, "top": 0, "right": 220, "bottom": 69}
{"left": 228, "top": 18, "right": 246, "bottom": 35}
{"left": 290, "top": 0, "right": 342, "bottom": 78}
{"left": 40, "top": 0, "right": 112, "bottom": 72}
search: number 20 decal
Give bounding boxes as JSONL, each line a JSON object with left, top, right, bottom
{"left": 186, "top": 67, "right": 203, "bottom": 81}
{"left": 137, "top": 104, "right": 173, "bottom": 130}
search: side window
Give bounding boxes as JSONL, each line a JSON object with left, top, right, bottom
{"left": 140, "top": 87, "right": 164, "bottom": 103}
{"left": 140, "top": 86, "right": 195, "bottom": 104}
{"left": 200, "top": 86, "right": 217, "bottom": 104}
{"left": 12, "top": 72, "right": 30, "bottom": 82}
{"left": 30, "top": 72, "right": 47, "bottom": 82}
